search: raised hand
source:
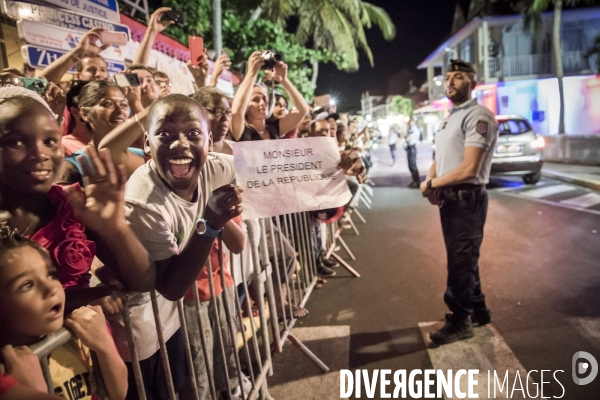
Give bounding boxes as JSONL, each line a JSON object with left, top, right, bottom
{"left": 188, "top": 58, "right": 209, "bottom": 87}
{"left": 42, "top": 82, "right": 66, "bottom": 117}
{"left": 1, "top": 345, "right": 48, "bottom": 392}
{"left": 272, "top": 61, "right": 288, "bottom": 83}
{"left": 210, "top": 54, "right": 232, "bottom": 85}
{"left": 149, "top": 7, "right": 174, "bottom": 33}
{"left": 247, "top": 51, "right": 265, "bottom": 77}
{"left": 64, "top": 305, "right": 112, "bottom": 353}
{"left": 203, "top": 184, "right": 244, "bottom": 230}
{"left": 74, "top": 28, "right": 109, "bottom": 59}
{"left": 338, "top": 150, "right": 367, "bottom": 184}
{"left": 64, "top": 147, "right": 128, "bottom": 234}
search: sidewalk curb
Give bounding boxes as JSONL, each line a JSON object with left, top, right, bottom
{"left": 541, "top": 169, "right": 600, "bottom": 191}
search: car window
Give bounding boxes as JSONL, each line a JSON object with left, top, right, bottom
{"left": 498, "top": 119, "right": 532, "bottom": 135}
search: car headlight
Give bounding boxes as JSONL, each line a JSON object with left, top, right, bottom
{"left": 530, "top": 136, "right": 545, "bottom": 149}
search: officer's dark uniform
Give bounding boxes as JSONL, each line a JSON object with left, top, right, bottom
{"left": 430, "top": 60, "right": 498, "bottom": 344}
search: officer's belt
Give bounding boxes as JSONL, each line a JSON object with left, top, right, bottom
{"left": 435, "top": 184, "right": 485, "bottom": 204}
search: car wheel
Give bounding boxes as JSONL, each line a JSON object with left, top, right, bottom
{"left": 523, "top": 170, "right": 541, "bottom": 185}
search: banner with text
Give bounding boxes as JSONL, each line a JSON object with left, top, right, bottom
{"left": 230, "top": 137, "right": 351, "bottom": 219}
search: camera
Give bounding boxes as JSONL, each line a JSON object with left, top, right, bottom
{"left": 19, "top": 77, "right": 48, "bottom": 94}
{"left": 261, "top": 50, "right": 282, "bottom": 70}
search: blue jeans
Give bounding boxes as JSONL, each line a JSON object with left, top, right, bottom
{"left": 438, "top": 188, "right": 488, "bottom": 319}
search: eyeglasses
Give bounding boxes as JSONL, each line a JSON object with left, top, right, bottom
{"left": 205, "top": 108, "right": 232, "bottom": 118}
{"left": 156, "top": 81, "right": 172, "bottom": 87}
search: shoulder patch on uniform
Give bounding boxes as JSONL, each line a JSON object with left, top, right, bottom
{"left": 476, "top": 120, "right": 488, "bottom": 135}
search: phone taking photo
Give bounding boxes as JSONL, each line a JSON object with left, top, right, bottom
{"left": 99, "top": 31, "right": 128, "bottom": 46}
{"left": 111, "top": 73, "right": 141, "bottom": 88}
{"left": 189, "top": 36, "right": 205, "bottom": 66}
{"left": 164, "top": 10, "right": 183, "bottom": 24}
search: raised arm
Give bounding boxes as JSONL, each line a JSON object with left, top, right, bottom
{"left": 209, "top": 54, "right": 232, "bottom": 87}
{"left": 97, "top": 103, "right": 147, "bottom": 177}
{"left": 132, "top": 7, "right": 173, "bottom": 66}
{"left": 272, "top": 62, "right": 310, "bottom": 137}
{"left": 64, "top": 148, "right": 152, "bottom": 293}
{"left": 153, "top": 185, "right": 244, "bottom": 300}
{"left": 40, "top": 28, "right": 108, "bottom": 84}
{"left": 230, "top": 52, "right": 264, "bottom": 140}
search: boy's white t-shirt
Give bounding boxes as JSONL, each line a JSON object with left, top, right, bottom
{"left": 109, "top": 153, "right": 236, "bottom": 361}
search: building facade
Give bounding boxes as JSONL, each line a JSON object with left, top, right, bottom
{"left": 418, "top": 7, "right": 600, "bottom": 136}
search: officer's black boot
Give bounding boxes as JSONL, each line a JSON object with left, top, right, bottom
{"left": 471, "top": 302, "right": 492, "bottom": 326}
{"left": 430, "top": 313, "right": 474, "bottom": 345}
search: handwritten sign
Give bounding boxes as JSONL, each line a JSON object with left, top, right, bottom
{"left": 230, "top": 137, "right": 351, "bottom": 219}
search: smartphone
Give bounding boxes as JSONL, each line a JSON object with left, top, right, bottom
{"left": 189, "top": 36, "right": 205, "bottom": 66}
{"left": 314, "top": 94, "right": 331, "bottom": 109}
{"left": 164, "top": 10, "right": 183, "bottom": 24}
{"left": 100, "top": 31, "right": 128, "bottom": 46}
{"left": 111, "top": 73, "right": 141, "bottom": 88}
{"left": 18, "top": 77, "right": 47, "bottom": 94}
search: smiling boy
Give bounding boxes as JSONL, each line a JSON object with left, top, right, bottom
{"left": 107, "top": 94, "right": 242, "bottom": 398}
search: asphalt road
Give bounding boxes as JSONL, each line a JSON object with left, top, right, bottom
{"left": 295, "top": 144, "right": 600, "bottom": 399}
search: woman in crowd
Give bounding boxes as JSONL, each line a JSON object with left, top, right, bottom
{"left": 269, "top": 94, "right": 298, "bottom": 139}
{"left": 0, "top": 86, "right": 147, "bottom": 309}
{"left": 59, "top": 80, "right": 145, "bottom": 186}
{"left": 230, "top": 52, "right": 309, "bottom": 141}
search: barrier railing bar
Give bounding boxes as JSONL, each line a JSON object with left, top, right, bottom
{"left": 192, "top": 280, "right": 218, "bottom": 400}
{"left": 292, "top": 213, "right": 308, "bottom": 299}
{"left": 246, "top": 359, "right": 272, "bottom": 400}
{"left": 274, "top": 216, "right": 294, "bottom": 326}
{"left": 91, "top": 351, "right": 109, "bottom": 400}
{"left": 217, "top": 238, "right": 246, "bottom": 397}
{"left": 301, "top": 212, "right": 317, "bottom": 281}
{"left": 266, "top": 218, "right": 286, "bottom": 330}
{"left": 325, "top": 224, "right": 361, "bottom": 278}
{"left": 123, "top": 301, "right": 148, "bottom": 400}
{"left": 283, "top": 214, "right": 300, "bottom": 314}
{"left": 149, "top": 291, "right": 176, "bottom": 400}
{"left": 246, "top": 220, "right": 274, "bottom": 376}
{"left": 259, "top": 218, "right": 283, "bottom": 354}
{"left": 297, "top": 213, "right": 312, "bottom": 293}
{"left": 205, "top": 256, "right": 232, "bottom": 397}
{"left": 287, "top": 333, "right": 331, "bottom": 373}
{"left": 234, "top": 249, "right": 260, "bottom": 386}
{"left": 176, "top": 299, "right": 200, "bottom": 400}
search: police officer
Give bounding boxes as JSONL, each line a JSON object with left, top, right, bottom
{"left": 420, "top": 59, "right": 498, "bottom": 345}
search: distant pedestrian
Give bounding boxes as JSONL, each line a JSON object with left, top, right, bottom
{"left": 405, "top": 121, "right": 421, "bottom": 188}
{"left": 420, "top": 59, "right": 498, "bottom": 345}
{"left": 388, "top": 125, "right": 399, "bottom": 165}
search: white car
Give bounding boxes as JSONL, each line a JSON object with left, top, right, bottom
{"left": 491, "top": 115, "right": 545, "bottom": 184}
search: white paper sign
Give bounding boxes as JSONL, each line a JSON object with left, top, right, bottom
{"left": 230, "top": 137, "right": 351, "bottom": 219}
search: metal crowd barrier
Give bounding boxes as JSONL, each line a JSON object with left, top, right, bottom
{"left": 28, "top": 203, "right": 374, "bottom": 399}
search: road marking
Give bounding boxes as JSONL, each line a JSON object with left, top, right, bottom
{"left": 418, "top": 322, "right": 532, "bottom": 399}
{"left": 520, "top": 184, "right": 578, "bottom": 198}
{"left": 560, "top": 192, "right": 600, "bottom": 208}
{"left": 498, "top": 190, "right": 600, "bottom": 216}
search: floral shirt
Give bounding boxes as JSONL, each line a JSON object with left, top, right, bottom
{"left": 29, "top": 185, "right": 96, "bottom": 289}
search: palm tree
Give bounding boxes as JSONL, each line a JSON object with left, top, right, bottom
{"left": 523, "top": 0, "right": 598, "bottom": 134}
{"left": 259, "top": 0, "right": 396, "bottom": 84}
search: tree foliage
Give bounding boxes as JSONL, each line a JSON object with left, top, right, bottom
{"left": 389, "top": 95, "right": 414, "bottom": 117}
{"left": 158, "top": 0, "right": 344, "bottom": 101}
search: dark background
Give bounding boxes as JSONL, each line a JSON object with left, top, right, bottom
{"left": 316, "top": 1, "right": 457, "bottom": 112}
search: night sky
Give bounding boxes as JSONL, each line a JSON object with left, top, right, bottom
{"left": 316, "top": 0, "right": 458, "bottom": 112}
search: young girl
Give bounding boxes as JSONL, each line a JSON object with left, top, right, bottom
{"left": 0, "top": 86, "right": 147, "bottom": 313}
{"left": 0, "top": 228, "right": 127, "bottom": 399}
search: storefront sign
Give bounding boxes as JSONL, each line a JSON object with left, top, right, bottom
{"left": 39, "top": 0, "right": 119, "bottom": 22}
{"left": 230, "top": 137, "right": 351, "bottom": 219}
{"left": 21, "top": 44, "right": 125, "bottom": 74}
{"left": 18, "top": 19, "right": 124, "bottom": 61}
{"left": 1, "top": 1, "right": 129, "bottom": 39}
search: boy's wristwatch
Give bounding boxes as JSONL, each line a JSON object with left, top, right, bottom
{"left": 195, "top": 217, "right": 222, "bottom": 238}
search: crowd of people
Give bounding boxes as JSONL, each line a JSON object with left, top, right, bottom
{"left": 0, "top": 6, "right": 368, "bottom": 399}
